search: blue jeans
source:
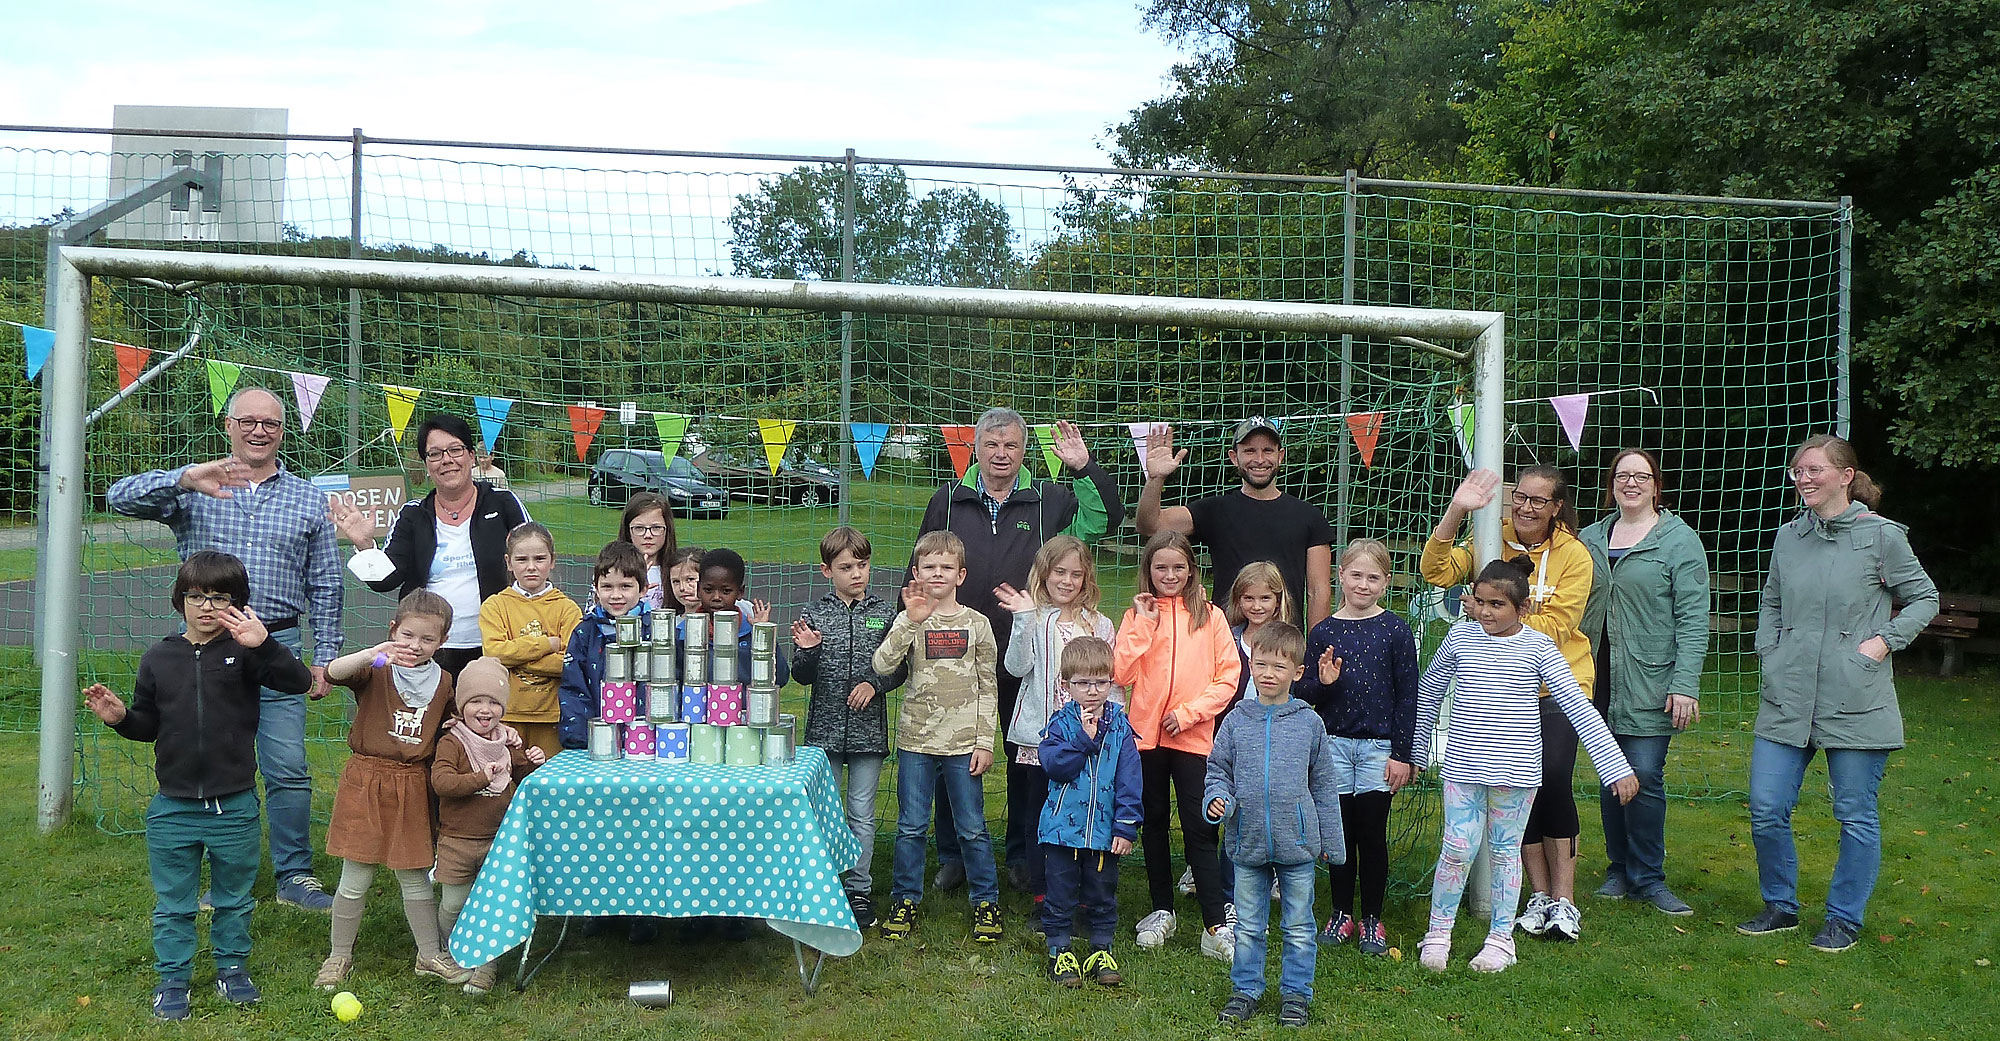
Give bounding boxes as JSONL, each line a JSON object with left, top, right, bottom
{"left": 1231, "top": 861, "right": 1318, "bottom": 1000}
{"left": 259, "top": 627, "right": 315, "bottom": 881}
{"left": 1601, "top": 733, "right": 1672, "bottom": 893}
{"left": 1748, "top": 738, "right": 1889, "bottom": 928}
{"left": 1042, "top": 843, "right": 1119, "bottom": 951}
{"left": 892, "top": 751, "right": 1000, "bottom": 905}
{"left": 149, "top": 790, "right": 261, "bottom": 982}
{"left": 823, "top": 752, "right": 884, "bottom": 895}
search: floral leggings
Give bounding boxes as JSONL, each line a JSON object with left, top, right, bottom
{"left": 1428, "top": 781, "right": 1539, "bottom": 939}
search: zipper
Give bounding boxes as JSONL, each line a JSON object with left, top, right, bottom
{"left": 1262, "top": 706, "right": 1274, "bottom": 862}
{"left": 1083, "top": 718, "right": 1102, "bottom": 844}
{"left": 193, "top": 644, "right": 207, "bottom": 800}
{"left": 1166, "top": 601, "right": 1178, "bottom": 742}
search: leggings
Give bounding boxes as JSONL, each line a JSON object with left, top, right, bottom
{"left": 1428, "top": 781, "right": 1537, "bottom": 939}
{"left": 1328, "top": 790, "right": 1394, "bottom": 918}
{"left": 1140, "top": 748, "right": 1226, "bottom": 927}
{"left": 1523, "top": 697, "right": 1580, "bottom": 845}
{"left": 330, "top": 859, "right": 446, "bottom": 962}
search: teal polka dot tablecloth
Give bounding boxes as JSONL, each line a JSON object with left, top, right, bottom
{"left": 449, "top": 745, "right": 863, "bottom": 965}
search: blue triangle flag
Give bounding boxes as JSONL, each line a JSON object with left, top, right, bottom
{"left": 851, "top": 422, "right": 889, "bottom": 479}
{"left": 473, "top": 396, "right": 514, "bottom": 453}
{"left": 22, "top": 325, "right": 53, "bottom": 382}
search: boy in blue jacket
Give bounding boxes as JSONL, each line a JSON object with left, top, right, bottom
{"left": 556, "top": 541, "right": 655, "bottom": 748}
{"left": 1036, "top": 636, "right": 1142, "bottom": 988}
{"left": 1205, "top": 621, "right": 1344, "bottom": 1028}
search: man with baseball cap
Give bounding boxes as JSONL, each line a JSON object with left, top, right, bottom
{"left": 1135, "top": 416, "right": 1334, "bottom": 627}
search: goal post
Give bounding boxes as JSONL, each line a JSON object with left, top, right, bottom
{"left": 38, "top": 244, "right": 1508, "bottom": 834}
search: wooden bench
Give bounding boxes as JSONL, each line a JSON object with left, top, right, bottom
{"left": 1925, "top": 592, "right": 1999, "bottom": 677}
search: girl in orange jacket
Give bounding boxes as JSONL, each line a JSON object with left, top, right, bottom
{"left": 1114, "top": 531, "right": 1243, "bottom": 959}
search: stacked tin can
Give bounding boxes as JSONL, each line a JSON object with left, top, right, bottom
{"left": 592, "top": 613, "right": 652, "bottom": 760}
{"left": 649, "top": 612, "right": 689, "bottom": 762}
{"left": 682, "top": 613, "right": 718, "bottom": 762}
{"left": 747, "top": 622, "right": 792, "bottom": 763}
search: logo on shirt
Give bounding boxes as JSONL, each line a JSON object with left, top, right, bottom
{"left": 390, "top": 708, "right": 427, "bottom": 745}
{"left": 865, "top": 618, "right": 887, "bottom": 630}
{"left": 924, "top": 629, "right": 970, "bottom": 660}
{"left": 1015, "top": 520, "right": 1034, "bottom": 532}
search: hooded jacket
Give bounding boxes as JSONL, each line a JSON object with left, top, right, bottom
{"left": 1579, "top": 510, "right": 1712, "bottom": 737}
{"left": 793, "top": 591, "right": 905, "bottom": 756}
{"left": 366, "top": 481, "right": 529, "bottom": 601}
{"left": 1422, "top": 518, "right": 1596, "bottom": 693}
{"left": 111, "top": 633, "right": 314, "bottom": 801}
{"left": 1037, "top": 700, "right": 1144, "bottom": 851}
{"left": 1113, "top": 596, "right": 1241, "bottom": 755}
{"left": 479, "top": 584, "right": 583, "bottom": 724}
{"left": 1204, "top": 698, "right": 1345, "bottom": 868}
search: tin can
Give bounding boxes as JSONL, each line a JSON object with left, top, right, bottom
{"left": 622, "top": 723, "right": 656, "bottom": 757}
{"left": 647, "top": 681, "right": 679, "bottom": 723}
{"left": 745, "top": 685, "right": 779, "bottom": 728}
{"left": 587, "top": 720, "right": 622, "bottom": 761}
{"left": 711, "top": 610, "right": 739, "bottom": 654}
{"left": 762, "top": 723, "right": 794, "bottom": 765}
{"left": 655, "top": 723, "right": 690, "bottom": 762}
{"left": 683, "top": 612, "right": 710, "bottom": 651}
{"left": 615, "top": 614, "right": 641, "bottom": 646}
{"left": 598, "top": 681, "right": 638, "bottom": 725}
{"left": 750, "top": 654, "right": 775, "bottom": 686}
{"left": 689, "top": 723, "right": 724, "bottom": 764}
{"left": 724, "top": 724, "right": 762, "bottom": 766}
{"left": 605, "top": 648, "right": 631, "bottom": 682}
{"left": 650, "top": 639, "right": 678, "bottom": 688}
{"left": 628, "top": 980, "right": 673, "bottom": 1007}
{"left": 631, "top": 647, "right": 650, "bottom": 683}
{"left": 711, "top": 647, "right": 739, "bottom": 685}
{"left": 751, "top": 621, "right": 776, "bottom": 656}
{"left": 679, "top": 684, "right": 708, "bottom": 725}
{"left": 684, "top": 649, "right": 709, "bottom": 689}
{"left": 706, "top": 683, "right": 744, "bottom": 727}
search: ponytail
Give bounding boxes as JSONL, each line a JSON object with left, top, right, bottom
{"left": 1793, "top": 434, "right": 1883, "bottom": 509}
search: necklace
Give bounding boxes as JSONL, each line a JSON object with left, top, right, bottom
{"left": 437, "top": 487, "right": 476, "bottom": 522}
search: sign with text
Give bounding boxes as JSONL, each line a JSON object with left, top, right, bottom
{"left": 313, "top": 473, "right": 408, "bottom": 541}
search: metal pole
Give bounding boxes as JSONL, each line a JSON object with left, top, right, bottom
{"left": 1834, "top": 197, "right": 1852, "bottom": 438}
{"left": 1335, "top": 170, "right": 1357, "bottom": 547}
{"left": 37, "top": 255, "right": 90, "bottom": 833}
{"left": 348, "top": 129, "right": 365, "bottom": 460}
{"left": 1471, "top": 317, "right": 1506, "bottom": 564}
{"left": 838, "top": 149, "right": 856, "bottom": 525}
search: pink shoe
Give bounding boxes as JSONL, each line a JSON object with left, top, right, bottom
{"left": 1419, "top": 930, "right": 1451, "bottom": 972}
{"left": 1469, "top": 934, "right": 1517, "bottom": 973}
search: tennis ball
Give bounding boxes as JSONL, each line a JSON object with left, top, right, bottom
{"left": 331, "top": 991, "right": 362, "bottom": 1022}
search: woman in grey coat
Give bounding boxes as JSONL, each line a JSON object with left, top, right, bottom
{"left": 1580, "top": 449, "right": 1710, "bottom": 917}
{"left": 1737, "top": 435, "right": 1937, "bottom": 953}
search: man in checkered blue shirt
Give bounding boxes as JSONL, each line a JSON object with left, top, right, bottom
{"left": 107, "top": 387, "right": 343, "bottom": 912}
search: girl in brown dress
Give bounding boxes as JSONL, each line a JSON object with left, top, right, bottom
{"left": 314, "top": 591, "right": 467, "bottom": 991}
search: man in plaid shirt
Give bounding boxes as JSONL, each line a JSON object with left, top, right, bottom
{"left": 107, "top": 386, "right": 344, "bottom": 912}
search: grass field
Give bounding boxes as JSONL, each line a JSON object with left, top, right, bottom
{"left": 1, "top": 667, "right": 1993, "bottom": 1039}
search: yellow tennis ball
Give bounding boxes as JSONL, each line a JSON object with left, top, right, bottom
{"left": 331, "top": 991, "right": 362, "bottom": 1022}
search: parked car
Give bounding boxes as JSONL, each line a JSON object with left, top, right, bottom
{"left": 688, "top": 446, "right": 844, "bottom": 507}
{"left": 588, "top": 449, "right": 730, "bottom": 518}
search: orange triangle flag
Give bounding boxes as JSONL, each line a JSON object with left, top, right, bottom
{"left": 941, "top": 425, "right": 976, "bottom": 479}
{"left": 114, "top": 343, "right": 151, "bottom": 391}
{"left": 567, "top": 404, "right": 606, "bottom": 461}
{"left": 1346, "top": 412, "right": 1384, "bottom": 469}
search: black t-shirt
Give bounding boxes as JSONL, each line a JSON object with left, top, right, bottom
{"left": 1187, "top": 489, "right": 1335, "bottom": 625}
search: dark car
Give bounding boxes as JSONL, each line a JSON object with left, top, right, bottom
{"left": 688, "top": 446, "right": 844, "bottom": 508}
{"left": 588, "top": 449, "right": 729, "bottom": 518}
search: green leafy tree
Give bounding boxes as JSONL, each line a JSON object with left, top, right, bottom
{"left": 727, "top": 165, "right": 1018, "bottom": 288}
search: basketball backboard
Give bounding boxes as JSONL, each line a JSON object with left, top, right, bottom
{"left": 109, "top": 105, "right": 288, "bottom": 243}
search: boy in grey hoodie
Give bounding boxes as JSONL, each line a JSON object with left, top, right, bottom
{"left": 1205, "top": 621, "right": 1344, "bottom": 1029}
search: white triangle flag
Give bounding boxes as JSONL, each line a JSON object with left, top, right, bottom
{"left": 290, "top": 372, "right": 330, "bottom": 433}
{"left": 1127, "top": 421, "right": 1152, "bottom": 470}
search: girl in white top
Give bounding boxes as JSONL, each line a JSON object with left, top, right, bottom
{"left": 1412, "top": 557, "right": 1638, "bottom": 975}
{"left": 995, "top": 535, "right": 1115, "bottom": 914}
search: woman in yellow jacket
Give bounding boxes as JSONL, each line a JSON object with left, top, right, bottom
{"left": 1422, "top": 466, "right": 1596, "bottom": 941}
{"left": 1114, "top": 531, "right": 1243, "bottom": 960}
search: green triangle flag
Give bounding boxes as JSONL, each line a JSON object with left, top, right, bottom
{"left": 1032, "top": 423, "right": 1063, "bottom": 478}
{"left": 206, "top": 360, "right": 243, "bottom": 416}
{"left": 654, "top": 413, "right": 691, "bottom": 464}
{"left": 1449, "top": 401, "right": 1476, "bottom": 468}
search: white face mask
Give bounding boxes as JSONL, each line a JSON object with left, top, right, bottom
{"left": 392, "top": 661, "right": 443, "bottom": 708}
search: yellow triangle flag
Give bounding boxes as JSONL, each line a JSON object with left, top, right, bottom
{"left": 384, "top": 385, "right": 423, "bottom": 444}
{"left": 755, "top": 418, "right": 797, "bottom": 476}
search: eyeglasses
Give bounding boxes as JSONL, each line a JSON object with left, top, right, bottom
{"left": 1787, "top": 465, "right": 1842, "bottom": 480}
{"left": 629, "top": 524, "right": 668, "bottom": 537}
{"left": 1066, "top": 679, "right": 1116, "bottom": 691}
{"left": 1510, "top": 491, "right": 1555, "bottom": 510}
{"left": 1612, "top": 472, "right": 1655, "bottom": 484}
{"left": 423, "top": 445, "right": 470, "bottom": 462}
{"left": 228, "top": 417, "right": 283, "bottom": 434}
{"left": 184, "top": 593, "right": 236, "bottom": 608}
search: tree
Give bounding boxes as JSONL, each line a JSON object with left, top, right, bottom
{"left": 727, "top": 165, "right": 1018, "bottom": 288}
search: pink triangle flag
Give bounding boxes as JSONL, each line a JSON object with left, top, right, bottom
{"left": 1127, "top": 421, "right": 1152, "bottom": 470}
{"left": 290, "top": 372, "right": 330, "bottom": 433}
{"left": 1550, "top": 393, "right": 1591, "bottom": 451}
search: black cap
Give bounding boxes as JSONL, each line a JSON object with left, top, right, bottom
{"left": 1232, "top": 416, "right": 1281, "bottom": 446}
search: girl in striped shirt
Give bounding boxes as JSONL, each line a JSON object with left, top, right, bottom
{"left": 1413, "top": 557, "right": 1638, "bottom": 974}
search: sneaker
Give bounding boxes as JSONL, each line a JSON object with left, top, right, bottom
{"left": 1419, "top": 930, "right": 1451, "bottom": 972}
{"left": 277, "top": 873, "right": 335, "bottom": 912}
{"left": 1223, "top": 901, "right": 1237, "bottom": 930}
{"left": 1048, "top": 949, "right": 1083, "bottom": 987}
{"left": 1593, "top": 873, "right": 1631, "bottom": 899}
{"left": 1810, "top": 917, "right": 1860, "bottom": 953}
{"left": 1135, "top": 909, "right": 1178, "bottom": 949}
{"left": 1516, "top": 891, "right": 1555, "bottom": 935}
{"left": 213, "top": 966, "right": 260, "bottom": 1005}
{"left": 1468, "top": 934, "right": 1517, "bottom": 973}
{"left": 1277, "top": 993, "right": 1310, "bottom": 1027}
{"left": 1177, "top": 866, "right": 1197, "bottom": 897}
{"left": 414, "top": 954, "right": 474, "bottom": 985}
{"left": 1632, "top": 886, "right": 1693, "bottom": 916}
{"left": 1083, "top": 948, "right": 1123, "bottom": 986}
{"left": 1217, "top": 992, "right": 1259, "bottom": 1024}
{"left": 1317, "top": 909, "right": 1356, "bottom": 947}
{"left": 1200, "top": 924, "right": 1236, "bottom": 962}
{"left": 628, "top": 918, "right": 661, "bottom": 945}
{"left": 1007, "top": 863, "right": 1031, "bottom": 892}
{"left": 1545, "top": 897, "right": 1582, "bottom": 941}
{"left": 464, "top": 961, "right": 500, "bottom": 996}
{"left": 933, "top": 860, "right": 966, "bottom": 892}
{"left": 1357, "top": 916, "right": 1389, "bottom": 956}
{"left": 1736, "top": 904, "right": 1800, "bottom": 936}
{"left": 880, "top": 898, "right": 917, "bottom": 939}
{"left": 1271, "top": 878, "right": 1282, "bottom": 902}
{"left": 847, "top": 892, "right": 878, "bottom": 930}
{"left": 151, "top": 982, "right": 191, "bottom": 1021}
{"left": 313, "top": 954, "right": 352, "bottom": 992}
{"left": 971, "top": 901, "right": 1003, "bottom": 944}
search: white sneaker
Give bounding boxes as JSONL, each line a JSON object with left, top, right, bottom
{"left": 1468, "top": 934, "right": 1517, "bottom": 973}
{"left": 1177, "top": 867, "right": 1196, "bottom": 897}
{"left": 1271, "top": 878, "right": 1282, "bottom": 902}
{"left": 1516, "top": 891, "right": 1555, "bottom": 935}
{"left": 1419, "top": 929, "right": 1451, "bottom": 972}
{"left": 1135, "top": 909, "right": 1178, "bottom": 949}
{"left": 1223, "top": 902, "right": 1238, "bottom": 929}
{"left": 1545, "top": 897, "right": 1582, "bottom": 941}
{"left": 1201, "top": 924, "right": 1236, "bottom": 963}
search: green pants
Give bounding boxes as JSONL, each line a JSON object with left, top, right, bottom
{"left": 147, "top": 789, "right": 261, "bottom": 983}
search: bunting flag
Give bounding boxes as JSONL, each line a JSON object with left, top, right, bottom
{"left": 1032, "top": 423, "right": 1064, "bottom": 478}
{"left": 851, "top": 422, "right": 889, "bottom": 479}
{"left": 1550, "top": 393, "right": 1591, "bottom": 452}
{"left": 941, "top": 425, "right": 976, "bottom": 479}
{"left": 1346, "top": 412, "right": 1384, "bottom": 469}
{"left": 21, "top": 325, "right": 52, "bottom": 382}
{"left": 473, "top": 395, "right": 514, "bottom": 453}
{"left": 756, "top": 418, "right": 797, "bottom": 475}
{"left": 114, "top": 343, "right": 151, "bottom": 391}
{"left": 653, "top": 413, "right": 691, "bottom": 464}
{"left": 206, "top": 360, "right": 244, "bottom": 416}
{"left": 290, "top": 372, "right": 329, "bottom": 433}
{"left": 1127, "top": 421, "right": 1152, "bottom": 471}
{"left": 1449, "top": 401, "right": 1476, "bottom": 468}
{"left": 568, "top": 404, "right": 605, "bottom": 461}
{"left": 383, "top": 385, "right": 423, "bottom": 444}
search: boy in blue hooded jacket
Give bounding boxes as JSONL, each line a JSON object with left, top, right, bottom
{"left": 1036, "top": 636, "right": 1142, "bottom": 988}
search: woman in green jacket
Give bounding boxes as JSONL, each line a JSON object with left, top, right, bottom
{"left": 1737, "top": 435, "right": 1937, "bottom": 953}
{"left": 1580, "top": 449, "right": 1709, "bottom": 917}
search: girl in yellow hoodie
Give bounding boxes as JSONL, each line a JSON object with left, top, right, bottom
{"left": 478, "top": 523, "right": 582, "bottom": 758}
{"left": 1114, "top": 531, "right": 1243, "bottom": 960}
{"left": 1421, "top": 466, "right": 1597, "bottom": 941}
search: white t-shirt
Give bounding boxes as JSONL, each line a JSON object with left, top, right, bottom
{"left": 428, "top": 517, "right": 483, "bottom": 648}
